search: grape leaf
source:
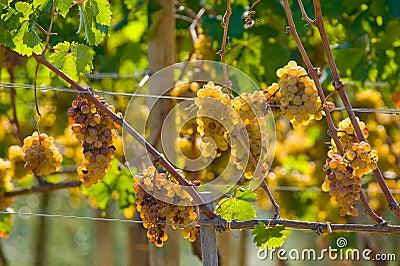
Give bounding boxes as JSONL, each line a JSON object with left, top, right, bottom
{"left": 54, "top": 0, "right": 74, "bottom": 17}
{"left": 0, "top": 208, "right": 14, "bottom": 239}
{"left": 0, "top": 2, "right": 44, "bottom": 55}
{"left": 251, "top": 222, "right": 286, "bottom": 250}
{"left": 83, "top": 159, "right": 136, "bottom": 213}
{"left": 77, "top": 0, "right": 112, "bottom": 45}
{"left": 48, "top": 41, "right": 93, "bottom": 82}
{"left": 235, "top": 187, "right": 258, "bottom": 202}
{"left": 71, "top": 43, "right": 94, "bottom": 73}
{"left": 33, "top": 0, "right": 51, "bottom": 10}
{"left": 216, "top": 187, "right": 257, "bottom": 221}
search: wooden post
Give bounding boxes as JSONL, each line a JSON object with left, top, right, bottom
{"left": 199, "top": 192, "right": 218, "bottom": 266}
{"left": 147, "top": 1, "right": 178, "bottom": 266}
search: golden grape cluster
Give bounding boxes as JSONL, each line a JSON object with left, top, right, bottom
{"left": 7, "top": 145, "right": 28, "bottom": 179}
{"left": 195, "top": 82, "right": 234, "bottom": 158}
{"left": 0, "top": 159, "right": 14, "bottom": 210}
{"left": 194, "top": 82, "right": 271, "bottom": 179}
{"left": 264, "top": 61, "right": 324, "bottom": 128}
{"left": 133, "top": 166, "right": 200, "bottom": 247}
{"left": 68, "top": 94, "right": 119, "bottom": 188}
{"left": 231, "top": 92, "right": 270, "bottom": 178}
{"left": 322, "top": 117, "right": 378, "bottom": 216}
{"left": 22, "top": 132, "right": 63, "bottom": 176}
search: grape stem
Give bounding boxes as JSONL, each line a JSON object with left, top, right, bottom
{"left": 31, "top": 52, "right": 217, "bottom": 220}
{"left": 282, "top": 0, "right": 387, "bottom": 224}
{"left": 217, "top": 0, "right": 233, "bottom": 96}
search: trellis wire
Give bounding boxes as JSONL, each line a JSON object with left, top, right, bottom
{"left": 3, "top": 209, "right": 400, "bottom": 234}
{"left": 87, "top": 72, "right": 148, "bottom": 79}
{"left": 1, "top": 81, "right": 400, "bottom": 115}
{"left": 0, "top": 210, "right": 196, "bottom": 227}
{"left": 0, "top": 210, "right": 143, "bottom": 223}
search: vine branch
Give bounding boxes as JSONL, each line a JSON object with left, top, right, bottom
{"left": 217, "top": 0, "right": 232, "bottom": 95}
{"left": 199, "top": 218, "right": 400, "bottom": 234}
{"left": 282, "top": 0, "right": 385, "bottom": 224}
{"left": 31, "top": 53, "right": 217, "bottom": 219}
{"left": 296, "top": 0, "right": 315, "bottom": 25}
{"left": 5, "top": 180, "right": 82, "bottom": 197}
{"left": 311, "top": 0, "right": 400, "bottom": 219}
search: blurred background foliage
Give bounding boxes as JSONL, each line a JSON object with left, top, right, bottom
{"left": 1, "top": 0, "right": 400, "bottom": 265}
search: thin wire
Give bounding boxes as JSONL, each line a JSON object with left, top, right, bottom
{"left": 0, "top": 82, "right": 194, "bottom": 101}
{"left": 270, "top": 185, "right": 400, "bottom": 194}
{"left": 0, "top": 210, "right": 141, "bottom": 223}
{"left": 0, "top": 210, "right": 196, "bottom": 227}
{"left": 1, "top": 186, "right": 399, "bottom": 226}
{"left": 87, "top": 72, "right": 148, "bottom": 79}
{"left": 1, "top": 81, "right": 400, "bottom": 115}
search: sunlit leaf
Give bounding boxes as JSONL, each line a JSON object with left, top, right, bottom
{"left": 216, "top": 187, "right": 257, "bottom": 221}
{"left": 251, "top": 222, "right": 286, "bottom": 250}
{"left": 54, "top": 0, "right": 74, "bottom": 17}
{"left": 77, "top": 0, "right": 112, "bottom": 45}
{"left": 48, "top": 41, "right": 93, "bottom": 82}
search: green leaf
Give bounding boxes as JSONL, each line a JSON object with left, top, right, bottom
{"left": 251, "top": 222, "right": 286, "bottom": 250}
{"left": 216, "top": 187, "right": 257, "bottom": 221}
{"left": 54, "top": 0, "right": 74, "bottom": 17}
{"left": 77, "top": 0, "right": 112, "bottom": 45}
{"left": 0, "top": 208, "right": 14, "bottom": 239}
{"left": 23, "top": 30, "right": 41, "bottom": 49}
{"left": 235, "top": 187, "right": 258, "bottom": 202}
{"left": 48, "top": 41, "right": 93, "bottom": 82}
{"left": 33, "top": 0, "right": 51, "bottom": 10}
{"left": 71, "top": 43, "right": 94, "bottom": 73}
{"left": 0, "top": 2, "right": 44, "bottom": 55}
{"left": 83, "top": 159, "right": 135, "bottom": 213}
{"left": 15, "top": 2, "right": 34, "bottom": 18}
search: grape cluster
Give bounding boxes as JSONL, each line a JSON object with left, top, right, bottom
{"left": 68, "top": 94, "right": 119, "bottom": 188}
{"left": 322, "top": 153, "right": 361, "bottom": 216}
{"left": 8, "top": 145, "right": 28, "bottom": 179}
{"left": 0, "top": 158, "right": 14, "bottom": 210}
{"left": 335, "top": 117, "right": 369, "bottom": 150}
{"left": 195, "top": 82, "right": 235, "bottom": 158}
{"left": 322, "top": 117, "right": 378, "bottom": 216}
{"left": 264, "top": 61, "right": 324, "bottom": 128}
{"left": 133, "top": 166, "right": 200, "bottom": 247}
{"left": 231, "top": 92, "right": 270, "bottom": 178}
{"left": 22, "top": 131, "right": 63, "bottom": 176}
{"left": 194, "top": 82, "right": 271, "bottom": 179}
